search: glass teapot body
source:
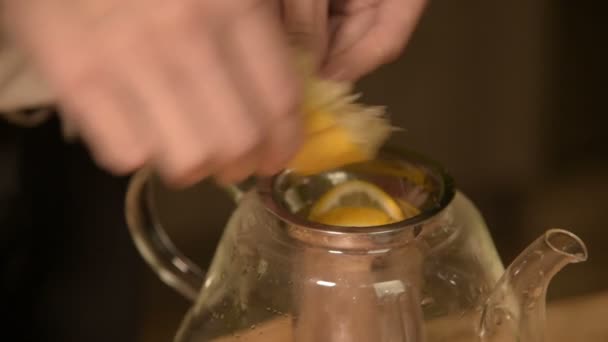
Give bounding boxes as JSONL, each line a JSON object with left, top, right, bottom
{"left": 175, "top": 192, "right": 501, "bottom": 342}
{"left": 126, "top": 148, "right": 586, "bottom": 342}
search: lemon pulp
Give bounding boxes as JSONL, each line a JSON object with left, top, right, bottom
{"left": 313, "top": 206, "right": 394, "bottom": 227}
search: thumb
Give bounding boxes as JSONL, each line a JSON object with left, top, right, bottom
{"left": 323, "top": 0, "right": 427, "bottom": 81}
{"left": 282, "top": 0, "right": 329, "bottom": 69}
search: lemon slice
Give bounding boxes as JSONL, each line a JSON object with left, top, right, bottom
{"left": 313, "top": 206, "right": 395, "bottom": 227}
{"left": 308, "top": 180, "right": 410, "bottom": 226}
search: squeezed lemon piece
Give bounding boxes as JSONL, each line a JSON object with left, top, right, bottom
{"left": 288, "top": 126, "right": 368, "bottom": 175}
{"left": 303, "top": 109, "right": 337, "bottom": 134}
{"left": 286, "top": 53, "right": 393, "bottom": 175}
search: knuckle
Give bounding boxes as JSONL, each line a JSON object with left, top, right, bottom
{"left": 266, "top": 82, "right": 301, "bottom": 120}
{"left": 378, "top": 38, "right": 406, "bottom": 64}
{"left": 223, "top": 124, "right": 261, "bottom": 159}
{"left": 285, "top": 20, "right": 317, "bottom": 43}
{"left": 59, "top": 61, "right": 103, "bottom": 96}
{"left": 95, "top": 147, "right": 147, "bottom": 175}
{"left": 162, "top": 153, "right": 209, "bottom": 186}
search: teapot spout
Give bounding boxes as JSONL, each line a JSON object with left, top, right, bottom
{"left": 479, "top": 229, "right": 587, "bottom": 342}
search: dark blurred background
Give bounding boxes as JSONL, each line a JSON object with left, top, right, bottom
{"left": 1, "top": 1, "right": 606, "bottom": 341}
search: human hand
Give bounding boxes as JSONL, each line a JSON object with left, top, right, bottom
{"left": 2, "top": 0, "right": 427, "bottom": 187}
{"left": 3, "top": 0, "right": 302, "bottom": 186}
{"left": 283, "top": 0, "right": 427, "bottom": 81}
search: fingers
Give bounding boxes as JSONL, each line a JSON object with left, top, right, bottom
{"left": 227, "top": 1, "right": 303, "bottom": 177}
{"left": 282, "top": 0, "right": 330, "bottom": 66}
{"left": 135, "top": 13, "right": 262, "bottom": 186}
{"left": 7, "top": 0, "right": 427, "bottom": 188}
{"left": 257, "top": 116, "right": 303, "bottom": 175}
{"left": 14, "top": 6, "right": 152, "bottom": 175}
{"left": 8, "top": 0, "right": 304, "bottom": 187}
{"left": 124, "top": 1, "right": 303, "bottom": 185}
{"left": 214, "top": 145, "right": 261, "bottom": 185}
{"left": 77, "top": 9, "right": 218, "bottom": 187}
{"left": 59, "top": 83, "right": 150, "bottom": 174}
{"left": 323, "top": 0, "right": 427, "bottom": 81}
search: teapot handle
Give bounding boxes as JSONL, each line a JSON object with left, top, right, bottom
{"left": 125, "top": 168, "right": 248, "bottom": 301}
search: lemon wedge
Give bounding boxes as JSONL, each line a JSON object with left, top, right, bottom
{"left": 286, "top": 53, "right": 393, "bottom": 175}
{"left": 309, "top": 180, "right": 414, "bottom": 227}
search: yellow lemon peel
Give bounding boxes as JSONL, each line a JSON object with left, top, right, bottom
{"left": 288, "top": 126, "right": 369, "bottom": 175}
{"left": 286, "top": 53, "right": 393, "bottom": 175}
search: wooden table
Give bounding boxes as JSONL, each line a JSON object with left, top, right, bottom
{"left": 212, "top": 291, "right": 608, "bottom": 341}
{"left": 545, "top": 291, "right": 608, "bottom": 342}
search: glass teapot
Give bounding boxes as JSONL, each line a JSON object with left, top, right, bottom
{"left": 125, "top": 147, "right": 587, "bottom": 342}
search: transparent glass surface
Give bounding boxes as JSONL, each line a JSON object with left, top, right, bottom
{"left": 125, "top": 148, "right": 587, "bottom": 342}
